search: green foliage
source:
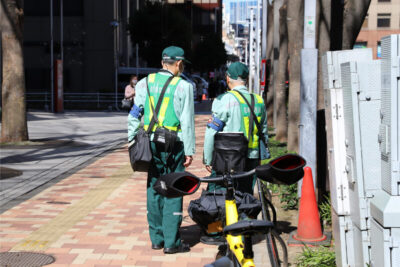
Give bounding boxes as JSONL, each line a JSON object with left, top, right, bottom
{"left": 269, "top": 183, "right": 280, "bottom": 194}
{"left": 128, "top": 3, "right": 192, "bottom": 67}
{"left": 296, "top": 246, "right": 336, "bottom": 267}
{"left": 279, "top": 184, "right": 298, "bottom": 210}
{"left": 319, "top": 195, "right": 332, "bottom": 226}
{"left": 262, "top": 135, "right": 299, "bottom": 210}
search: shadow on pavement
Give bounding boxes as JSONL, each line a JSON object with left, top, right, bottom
{"left": 275, "top": 220, "right": 297, "bottom": 234}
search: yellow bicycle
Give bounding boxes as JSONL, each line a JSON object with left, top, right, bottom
{"left": 156, "top": 154, "right": 306, "bottom": 267}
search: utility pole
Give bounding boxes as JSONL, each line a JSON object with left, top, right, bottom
{"left": 298, "top": 0, "right": 318, "bottom": 194}
{"left": 249, "top": 8, "right": 255, "bottom": 93}
{"left": 254, "top": 0, "right": 260, "bottom": 95}
{"left": 136, "top": 0, "right": 139, "bottom": 77}
{"left": 50, "top": 0, "right": 54, "bottom": 113}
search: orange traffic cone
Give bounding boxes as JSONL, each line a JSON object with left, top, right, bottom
{"left": 202, "top": 94, "right": 207, "bottom": 100}
{"left": 288, "top": 167, "right": 331, "bottom": 246}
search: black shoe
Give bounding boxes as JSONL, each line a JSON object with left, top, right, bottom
{"left": 200, "top": 235, "right": 226, "bottom": 246}
{"left": 163, "top": 243, "right": 190, "bottom": 254}
{"left": 152, "top": 243, "right": 164, "bottom": 250}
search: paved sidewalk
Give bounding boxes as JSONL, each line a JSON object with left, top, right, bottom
{"left": 0, "top": 112, "right": 272, "bottom": 266}
{"left": 0, "top": 115, "right": 220, "bottom": 266}
{"left": 0, "top": 112, "right": 128, "bottom": 209}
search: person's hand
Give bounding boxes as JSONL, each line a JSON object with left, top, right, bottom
{"left": 205, "top": 165, "right": 212, "bottom": 173}
{"left": 183, "top": 155, "right": 193, "bottom": 168}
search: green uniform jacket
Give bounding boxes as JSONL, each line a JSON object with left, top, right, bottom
{"left": 203, "top": 85, "right": 269, "bottom": 165}
{"left": 127, "top": 70, "right": 196, "bottom": 156}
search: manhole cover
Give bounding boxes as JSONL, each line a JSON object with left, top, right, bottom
{"left": 0, "top": 252, "right": 55, "bottom": 267}
{"left": 0, "top": 167, "right": 23, "bottom": 180}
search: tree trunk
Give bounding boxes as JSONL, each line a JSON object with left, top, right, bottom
{"left": 316, "top": 0, "right": 332, "bottom": 110}
{"left": 342, "top": 0, "right": 371, "bottom": 49}
{"left": 266, "top": 1, "right": 274, "bottom": 127}
{"left": 0, "top": 0, "right": 28, "bottom": 142}
{"left": 275, "top": 2, "right": 288, "bottom": 142}
{"left": 286, "top": 0, "right": 303, "bottom": 152}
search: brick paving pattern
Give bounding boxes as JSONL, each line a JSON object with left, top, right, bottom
{"left": 0, "top": 115, "right": 219, "bottom": 267}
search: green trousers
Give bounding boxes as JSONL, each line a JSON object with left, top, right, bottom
{"left": 147, "top": 141, "right": 185, "bottom": 248}
{"left": 207, "top": 158, "right": 259, "bottom": 195}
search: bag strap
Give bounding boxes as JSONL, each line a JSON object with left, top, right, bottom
{"left": 146, "top": 74, "right": 175, "bottom": 134}
{"left": 234, "top": 90, "right": 266, "bottom": 144}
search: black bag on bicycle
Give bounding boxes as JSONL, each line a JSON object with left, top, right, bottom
{"left": 211, "top": 132, "right": 248, "bottom": 174}
{"left": 188, "top": 190, "right": 262, "bottom": 231}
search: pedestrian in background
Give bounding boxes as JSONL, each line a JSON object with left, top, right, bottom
{"left": 203, "top": 62, "right": 269, "bottom": 194}
{"left": 125, "top": 75, "right": 137, "bottom": 101}
{"left": 127, "top": 46, "right": 195, "bottom": 254}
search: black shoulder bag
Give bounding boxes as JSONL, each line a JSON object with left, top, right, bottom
{"left": 129, "top": 75, "right": 174, "bottom": 172}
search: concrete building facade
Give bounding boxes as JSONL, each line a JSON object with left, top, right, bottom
{"left": 21, "top": 0, "right": 221, "bottom": 109}
{"left": 356, "top": 0, "right": 400, "bottom": 58}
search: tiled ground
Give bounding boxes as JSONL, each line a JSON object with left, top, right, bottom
{"left": 0, "top": 115, "right": 219, "bottom": 267}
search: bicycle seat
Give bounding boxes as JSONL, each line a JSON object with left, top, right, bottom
{"left": 223, "top": 219, "right": 274, "bottom": 236}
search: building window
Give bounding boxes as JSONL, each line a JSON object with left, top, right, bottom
{"left": 378, "top": 0, "right": 390, "bottom": 2}
{"left": 377, "top": 13, "right": 391, "bottom": 28}
{"left": 354, "top": 42, "right": 367, "bottom": 49}
{"left": 377, "top": 41, "right": 382, "bottom": 58}
{"left": 25, "top": 0, "right": 83, "bottom": 17}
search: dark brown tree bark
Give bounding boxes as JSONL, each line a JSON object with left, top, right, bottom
{"left": 1, "top": 0, "right": 28, "bottom": 142}
{"left": 316, "top": 0, "right": 332, "bottom": 110}
{"left": 266, "top": 1, "right": 274, "bottom": 127}
{"left": 286, "top": 0, "right": 303, "bottom": 152}
{"left": 342, "top": 0, "right": 371, "bottom": 49}
{"left": 275, "top": 2, "right": 288, "bottom": 142}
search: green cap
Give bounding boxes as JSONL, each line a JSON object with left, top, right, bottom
{"left": 162, "top": 46, "right": 190, "bottom": 63}
{"left": 226, "top": 62, "right": 249, "bottom": 80}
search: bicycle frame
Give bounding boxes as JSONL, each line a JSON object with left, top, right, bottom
{"left": 223, "top": 174, "right": 256, "bottom": 267}
{"left": 225, "top": 199, "right": 255, "bottom": 267}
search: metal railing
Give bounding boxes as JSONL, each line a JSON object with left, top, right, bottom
{"left": 26, "top": 92, "right": 125, "bottom": 110}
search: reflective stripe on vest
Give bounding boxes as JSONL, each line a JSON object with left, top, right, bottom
{"left": 229, "top": 90, "right": 264, "bottom": 149}
{"left": 143, "top": 73, "right": 182, "bottom": 132}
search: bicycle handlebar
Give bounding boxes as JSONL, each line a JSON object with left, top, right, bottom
{"left": 199, "top": 169, "right": 256, "bottom": 183}
{"left": 154, "top": 154, "right": 306, "bottom": 198}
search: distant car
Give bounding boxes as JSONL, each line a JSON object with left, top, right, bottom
{"left": 180, "top": 73, "right": 198, "bottom": 101}
{"left": 191, "top": 75, "right": 209, "bottom": 100}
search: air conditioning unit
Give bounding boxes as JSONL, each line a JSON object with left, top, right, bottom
{"left": 379, "top": 34, "right": 400, "bottom": 196}
{"left": 370, "top": 216, "right": 400, "bottom": 267}
{"left": 322, "top": 49, "right": 372, "bottom": 216}
{"left": 369, "top": 34, "right": 400, "bottom": 267}
{"left": 341, "top": 60, "right": 382, "bottom": 232}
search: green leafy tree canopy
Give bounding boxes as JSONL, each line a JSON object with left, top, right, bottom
{"left": 128, "top": 3, "right": 192, "bottom": 67}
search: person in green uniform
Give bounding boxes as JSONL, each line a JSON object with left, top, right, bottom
{"left": 203, "top": 61, "right": 269, "bottom": 194}
{"left": 128, "top": 46, "right": 195, "bottom": 254}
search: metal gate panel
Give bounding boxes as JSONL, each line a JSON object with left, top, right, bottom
{"left": 352, "top": 224, "right": 371, "bottom": 267}
{"left": 370, "top": 218, "right": 400, "bottom": 267}
{"left": 332, "top": 210, "right": 355, "bottom": 267}
{"left": 323, "top": 49, "right": 372, "bottom": 215}
{"left": 370, "top": 218, "right": 389, "bottom": 267}
{"left": 341, "top": 60, "right": 382, "bottom": 230}
{"left": 380, "top": 34, "right": 400, "bottom": 196}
